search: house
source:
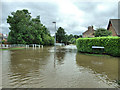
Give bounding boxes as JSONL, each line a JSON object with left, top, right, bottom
{"left": 0, "top": 33, "right": 3, "bottom": 43}
{"left": 107, "top": 19, "right": 120, "bottom": 36}
{"left": 3, "top": 34, "right": 8, "bottom": 42}
{"left": 82, "top": 26, "right": 95, "bottom": 38}
{"left": 0, "top": 33, "right": 8, "bottom": 43}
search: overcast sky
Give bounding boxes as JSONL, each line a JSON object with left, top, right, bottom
{"left": 0, "top": 0, "right": 119, "bottom": 35}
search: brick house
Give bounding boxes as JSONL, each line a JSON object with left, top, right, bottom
{"left": 107, "top": 19, "right": 120, "bottom": 36}
{"left": 82, "top": 26, "right": 95, "bottom": 38}
{"left": 0, "top": 33, "right": 3, "bottom": 43}
{"left": 0, "top": 33, "right": 8, "bottom": 43}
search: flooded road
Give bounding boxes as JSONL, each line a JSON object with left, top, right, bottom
{"left": 1, "top": 45, "right": 120, "bottom": 88}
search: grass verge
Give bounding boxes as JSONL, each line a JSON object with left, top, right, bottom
{"left": 0, "top": 47, "right": 25, "bottom": 50}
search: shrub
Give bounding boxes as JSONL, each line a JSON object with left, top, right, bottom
{"left": 76, "top": 37, "right": 120, "bottom": 57}
{"left": 94, "top": 28, "right": 112, "bottom": 37}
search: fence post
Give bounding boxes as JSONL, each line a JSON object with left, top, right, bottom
{"left": 6, "top": 45, "right": 8, "bottom": 48}
{"left": 26, "top": 45, "right": 27, "bottom": 48}
{"left": 35, "top": 44, "right": 36, "bottom": 49}
{"left": 33, "top": 44, "right": 34, "bottom": 48}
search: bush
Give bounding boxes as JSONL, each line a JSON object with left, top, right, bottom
{"left": 94, "top": 28, "right": 112, "bottom": 37}
{"left": 2, "top": 40, "right": 5, "bottom": 44}
{"left": 76, "top": 37, "right": 120, "bottom": 57}
{"left": 43, "top": 34, "right": 54, "bottom": 45}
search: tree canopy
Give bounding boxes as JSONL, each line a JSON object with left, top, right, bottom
{"left": 55, "top": 27, "right": 82, "bottom": 44}
{"left": 56, "top": 27, "right": 66, "bottom": 43}
{"left": 94, "top": 28, "right": 112, "bottom": 37}
{"left": 7, "top": 9, "right": 54, "bottom": 45}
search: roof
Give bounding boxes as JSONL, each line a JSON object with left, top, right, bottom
{"left": 107, "top": 19, "right": 120, "bottom": 35}
{"left": 0, "top": 33, "right": 3, "bottom": 37}
{"left": 82, "top": 26, "right": 95, "bottom": 34}
{"left": 83, "top": 30, "right": 95, "bottom": 34}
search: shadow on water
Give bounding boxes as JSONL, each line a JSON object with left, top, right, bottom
{"left": 76, "top": 52, "right": 119, "bottom": 84}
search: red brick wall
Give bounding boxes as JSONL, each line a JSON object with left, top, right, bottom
{"left": 83, "top": 31, "right": 94, "bottom": 38}
{"left": 108, "top": 25, "right": 117, "bottom": 36}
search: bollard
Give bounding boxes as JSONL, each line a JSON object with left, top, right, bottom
{"left": 28, "top": 45, "right": 29, "bottom": 48}
{"left": 6, "top": 45, "right": 8, "bottom": 48}
{"left": 35, "top": 44, "right": 36, "bottom": 48}
{"left": 42, "top": 45, "right": 43, "bottom": 48}
{"left": 26, "top": 45, "right": 27, "bottom": 48}
{"left": 33, "top": 44, "right": 34, "bottom": 48}
{"left": 3, "top": 44, "right": 5, "bottom": 48}
{"left": 39, "top": 45, "right": 40, "bottom": 48}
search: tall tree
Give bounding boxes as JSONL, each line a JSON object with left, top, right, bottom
{"left": 56, "top": 27, "right": 66, "bottom": 43}
{"left": 7, "top": 9, "right": 54, "bottom": 45}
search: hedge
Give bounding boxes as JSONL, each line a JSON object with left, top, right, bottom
{"left": 76, "top": 37, "right": 120, "bottom": 57}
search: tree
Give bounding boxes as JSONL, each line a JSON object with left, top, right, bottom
{"left": 56, "top": 27, "right": 66, "bottom": 43}
{"left": 68, "top": 34, "right": 74, "bottom": 41}
{"left": 69, "top": 38, "right": 76, "bottom": 44}
{"left": 7, "top": 9, "right": 54, "bottom": 45}
{"left": 94, "top": 28, "right": 112, "bottom": 37}
{"left": 79, "top": 35, "right": 82, "bottom": 38}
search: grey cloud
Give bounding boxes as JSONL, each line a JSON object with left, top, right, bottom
{"left": 1, "top": 1, "right": 118, "bottom": 35}
{"left": 74, "top": 2, "right": 118, "bottom": 29}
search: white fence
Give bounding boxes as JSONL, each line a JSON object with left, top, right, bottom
{"left": 0, "top": 44, "right": 43, "bottom": 48}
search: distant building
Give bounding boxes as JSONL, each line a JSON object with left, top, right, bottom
{"left": 82, "top": 26, "right": 95, "bottom": 38}
{"left": 107, "top": 19, "right": 120, "bottom": 36}
{"left": 3, "top": 34, "right": 8, "bottom": 42}
{"left": 0, "top": 33, "right": 8, "bottom": 43}
{"left": 0, "top": 33, "right": 3, "bottom": 43}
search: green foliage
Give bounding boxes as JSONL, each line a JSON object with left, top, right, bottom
{"left": 2, "top": 40, "right": 5, "bottom": 44}
{"left": 68, "top": 34, "right": 74, "bottom": 41}
{"left": 56, "top": 27, "right": 66, "bottom": 43}
{"left": 69, "top": 38, "right": 76, "bottom": 44}
{"left": 94, "top": 28, "right": 112, "bottom": 37}
{"left": 67, "top": 34, "right": 81, "bottom": 44}
{"left": 42, "top": 34, "right": 54, "bottom": 45}
{"left": 7, "top": 9, "right": 54, "bottom": 45}
{"left": 76, "top": 37, "right": 120, "bottom": 57}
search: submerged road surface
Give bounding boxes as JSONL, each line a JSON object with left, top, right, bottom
{"left": 1, "top": 45, "right": 119, "bottom": 88}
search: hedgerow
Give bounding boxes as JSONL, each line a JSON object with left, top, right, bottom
{"left": 76, "top": 37, "right": 120, "bottom": 57}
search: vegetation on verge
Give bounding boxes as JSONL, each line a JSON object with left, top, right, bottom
{"left": 0, "top": 47, "right": 25, "bottom": 50}
{"left": 76, "top": 37, "right": 120, "bottom": 57}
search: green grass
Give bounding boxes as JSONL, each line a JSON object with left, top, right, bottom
{"left": 0, "top": 47, "right": 25, "bottom": 50}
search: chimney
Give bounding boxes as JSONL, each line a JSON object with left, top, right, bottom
{"left": 91, "top": 26, "right": 93, "bottom": 29}
{"left": 88, "top": 26, "right": 94, "bottom": 31}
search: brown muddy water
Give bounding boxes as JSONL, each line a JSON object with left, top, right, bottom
{"left": 1, "top": 45, "right": 120, "bottom": 88}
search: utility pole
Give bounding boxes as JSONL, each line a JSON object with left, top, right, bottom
{"left": 52, "top": 21, "right": 56, "bottom": 68}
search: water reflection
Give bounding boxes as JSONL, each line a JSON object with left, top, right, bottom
{"left": 1, "top": 45, "right": 120, "bottom": 88}
{"left": 2, "top": 47, "right": 52, "bottom": 87}
{"left": 56, "top": 47, "right": 66, "bottom": 65}
{"left": 76, "top": 53, "right": 119, "bottom": 82}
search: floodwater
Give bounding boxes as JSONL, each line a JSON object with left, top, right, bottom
{"left": 1, "top": 45, "right": 120, "bottom": 88}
